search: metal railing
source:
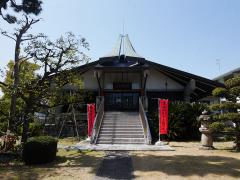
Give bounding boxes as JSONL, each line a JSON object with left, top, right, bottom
{"left": 90, "top": 96, "right": 104, "bottom": 144}
{"left": 139, "top": 97, "right": 152, "bottom": 144}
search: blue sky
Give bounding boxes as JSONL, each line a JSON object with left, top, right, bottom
{"left": 1, "top": 0, "right": 240, "bottom": 79}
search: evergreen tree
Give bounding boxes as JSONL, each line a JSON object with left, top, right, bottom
{"left": 0, "top": 60, "right": 39, "bottom": 133}
{"left": 0, "top": 0, "right": 42, "bottom": 23}
{"left": 211, "top": 75, "right": 240, "bottom": 151}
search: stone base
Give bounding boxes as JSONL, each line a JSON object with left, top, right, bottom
{"left": 199, "top": 146, "right": 215, "bottom": 150}
{"left": 73, "top": 144, "right": 174, "bottom": 151}
{"left": 85, "top": 137, "right": 91, "bottom": 142}
{"left": 155, "top": 141, "right": 169, "bottom": 146}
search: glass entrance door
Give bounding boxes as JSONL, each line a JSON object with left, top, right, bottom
{"left": 105, "top": 92, "right": 139, "bottom": 111}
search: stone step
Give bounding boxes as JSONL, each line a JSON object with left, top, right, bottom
{"left": 102, "top": 123, "right": 142, "bottom": 126}
{"left": 101, "top": 125, "right": 142, "bottom": 128}
{"left": 99, "top": 132, "right": 143, "bottom": 135}
{"left": 97, "top": 138, "right": 145, "bottom": 144}
{"left": 104, "top": 112, "right": 139, "bottom": 114}
{"left": 103, "top": 120, "right": 140, "bottom": 123}
{"left": 96, "top": 111, "right": 146, "bottom": 144}
{"left": 97, "top": 141, "right": 144, "bottom": 144}
{"left": 98, "top": 137, "right": 145, "bottom": 141}
{"left": 103, "top": 120, "right": 140, "bottom": 122}
{"left": 104, "top": 115, "right": 139, "bottom": 118}
{"left": 98, "top": 134, "right": 144, "bottom": 138}
{"left": 103, "top": 119, "right": 140, "bottom": 121}
{"left": 100, "top": 131, "right": 143, "bottom": 134}
{"left": 101, "top": 128, "right": 143, "bottom": 131}
{"left": 103, "top": 118, "right": 140, "bottom": 121}
{"left": 102, "top": 122, "right": 140, "bottom": 125}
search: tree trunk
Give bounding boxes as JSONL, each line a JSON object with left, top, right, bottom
{"left": 22, "top": 96, "right": 35, "bottom": 143}
{"left": 21, "top": 113, "right": 30, "bottom": 143}
{"left": 235, "top": 122, "right": 240, "bottom": 151}
{"left": 9, "top": 39, "right": 21, "bottom": 132}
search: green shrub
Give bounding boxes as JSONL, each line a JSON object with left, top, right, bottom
{"left": 148, "top": 101, "right": 206, "bottom": 142}
{"left": 209, "top": 122, "right": 225, "bottom": 132}
{"left": 23, "top": 136, "right": 58, "bottom": 164}
{"left": 0, "top": 122, "right": 8, "bottom": 135}
{"left": 212, "top": 87, "right": 227, "bottom": 97}
{"left": 29, "top": 122, "right": 44, "bottom": 137}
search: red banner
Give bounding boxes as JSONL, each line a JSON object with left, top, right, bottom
{"left": 87, "top": 104, "right": 96, "bottom": 137}
{"left": 159, "top": 99, "right": 169, "bottom": 135}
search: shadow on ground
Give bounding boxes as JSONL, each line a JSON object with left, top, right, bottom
{"left": 132, "top": 154, "right": 240, "bottom": 178}
{"left": 0, "top": 150, "right": 104, "bottom": 179}
{"left": 95, "top": 151, "right": 134, "bottom": 180}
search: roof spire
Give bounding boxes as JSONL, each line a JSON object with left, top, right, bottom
{"left": 122, "top": 19, "right": 125, "bottom": 56}
{"left": 122, "top": 18, "right": 125, "bottom": 37}
{"left": 103, "top": 34, "right": 142, "bottom": 58}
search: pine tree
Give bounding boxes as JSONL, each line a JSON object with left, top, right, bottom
{"left": 211, "top": 75, "right": 240, "bottom": 151}
{"left": 0, "top": 0, "right": 42, "bottom": 23}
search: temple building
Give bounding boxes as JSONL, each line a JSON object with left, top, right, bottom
{"left": 71, "top": 35, "right": 224, "bottom": 144}
{"left": 75, "top": 34, "right": 223, "bottom": 111}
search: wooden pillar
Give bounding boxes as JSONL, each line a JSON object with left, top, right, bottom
{"left": 184, "top": 79, "right": 196, "bottom": 102}
{"left": 94, "top": 70, "right": 102, "bottom": 96}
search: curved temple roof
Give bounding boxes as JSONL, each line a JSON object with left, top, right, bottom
{"left": 103, "top": 34, "right": 142, "bottom": 58}
{"left": 73, "top": 34, "right": 224, "bottom": 101}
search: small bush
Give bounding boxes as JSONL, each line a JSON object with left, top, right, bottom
{"left": 23, "top": 136, "right": 58, "bottom": 164}
{"left": 29, "top": 122, "right": 44, "bottom": 137}
{"left": 0, "top": 122, "right": 8, "bottom": 135}
{"left": 0, "top": 132, "right": 18, "bottom": 153}
{"left": 148, "top": 101, "right": 206, "bottom": 142}
{"left": 209, "top": 122, "right": 225, "bottom": 132}
{"left": 212, "top": 87, "right": 227, "bottom": 97}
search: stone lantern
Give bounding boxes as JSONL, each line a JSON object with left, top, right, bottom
{"left": 198, "top": 110, "right": 214, "bottom": 150}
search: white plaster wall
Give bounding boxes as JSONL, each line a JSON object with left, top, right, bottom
{"left": 146, "top": 68, "right": 184, "bottom": 90}
{"left": 81, "top": 69, "right": 98, "bottom": 90}
{"left": 104, "top": 72, "right": 141, "bottom": 90}
{"left": 81, "top": 68, "right": 183, "bottom": 91}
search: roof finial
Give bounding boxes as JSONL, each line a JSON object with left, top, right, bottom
{"left": 122, "top": 18, "right": 125, "bottom": 36}
{"left": 103, "top": 34, "right": 142, "bottom": 58}
{"left": 122, "top": 19, "right": 125, "bottom": 56}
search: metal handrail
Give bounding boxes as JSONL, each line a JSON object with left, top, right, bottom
{"left": 90, "top": 97, "right": 104, "bottom": 144}
{"left": 139, "top": 97, "right": 152, "bottom": 144}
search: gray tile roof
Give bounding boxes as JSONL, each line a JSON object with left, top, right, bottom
{"left": 213, "top": 67, "right": 240, "bottom": 81}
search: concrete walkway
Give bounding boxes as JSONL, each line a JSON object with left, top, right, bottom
{"left": 58, "top": 142, "right": 174, "bottom": 151}
{"left": 95, "top": 151, "right": 134, "bottom": 180}
{"left": 75, "top": 144, "right": 174, "bottom": 151}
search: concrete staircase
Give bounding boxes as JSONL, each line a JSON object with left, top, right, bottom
{"left": 97, "top": 111, "right": 145, "bottom": 144}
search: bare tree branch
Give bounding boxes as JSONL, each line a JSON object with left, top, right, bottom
{"left": 0, "top": 29, "right": 16, "bottom": 41}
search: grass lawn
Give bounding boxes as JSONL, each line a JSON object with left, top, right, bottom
{"left": 0, "top": 148, "right": 104, "bottom": 180}
{"left": 58, "top": 137, "right": 80, "bottom": 146}
{"left": 131, "top": 141, "right": 240, "bottom": 180}
{"left": 0, "top": 150, "right": 104, "bottom": 180}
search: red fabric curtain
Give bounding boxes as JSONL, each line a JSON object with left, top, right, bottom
{"left": 87, "top": 104, "right": 96, "bottom": 137}
{"left": 159, "top": 99, "right": 169, "bottom": 135}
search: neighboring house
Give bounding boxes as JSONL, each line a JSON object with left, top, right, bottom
{"left": 213, "top": 67, "right": 240, "bottom": 83}
{"left": 200, "top": 67, "right": 240, "bottom": 104}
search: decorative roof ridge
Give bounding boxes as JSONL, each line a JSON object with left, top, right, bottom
{"left": 103, "top": 34, "right": 142, "bottom": 58}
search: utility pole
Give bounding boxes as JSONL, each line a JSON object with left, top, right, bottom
{"left": 216, "top": 59, "right": 221, "bottom": 75}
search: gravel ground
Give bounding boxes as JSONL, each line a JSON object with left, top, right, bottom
{"left": 131, "top": 141, "right": 240, "bottom": 180}
{"left": 1, "top": 141, "right": 239, "bottom": 180}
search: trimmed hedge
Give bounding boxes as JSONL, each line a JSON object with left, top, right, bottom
{"left": 23, "top": 136, "right": 58, "bottom": 164}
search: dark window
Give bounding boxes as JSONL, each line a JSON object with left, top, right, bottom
{"left": 113, "top": 83, "right": 132, "bottom": 90}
